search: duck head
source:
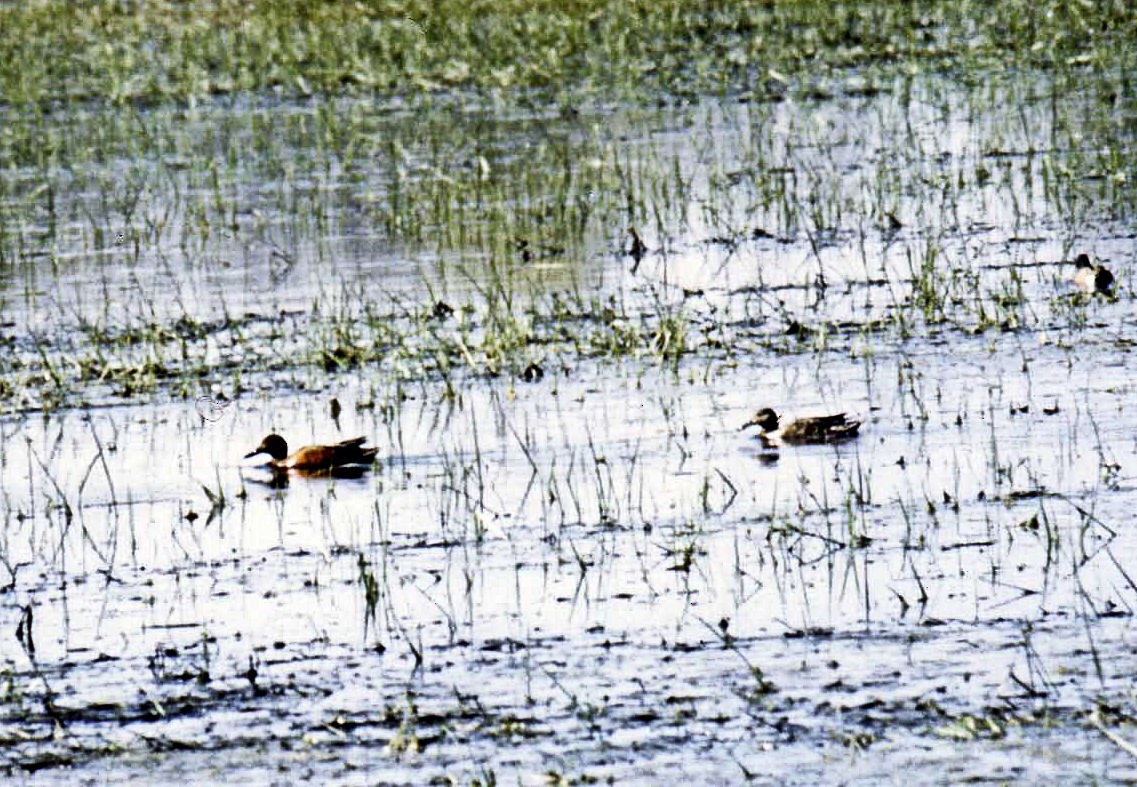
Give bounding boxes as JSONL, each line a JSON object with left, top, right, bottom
{"left": 741, "top": 408, "right": 780, "bottom": 433}
{"left": 245, "top": 434, "right": 289, "bottom": 461}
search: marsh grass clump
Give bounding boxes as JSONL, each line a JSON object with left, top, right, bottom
{"left": 0, "top": 259, "right": 711, "bottom": 411}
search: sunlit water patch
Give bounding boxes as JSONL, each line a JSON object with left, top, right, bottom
{"left": 2, "top": 324, "right": 1137, "bottom": 779}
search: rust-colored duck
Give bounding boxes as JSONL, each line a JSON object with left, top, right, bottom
{"left": 1072, "top": 253, "right": 1114, "bottom": 294}
{"left": 244, "top": 434, "right": 378, "bottom": 472}
{"left": 741, "top": 408, "right": 861, "bottom": 445}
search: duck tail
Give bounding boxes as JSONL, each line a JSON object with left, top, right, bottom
{"left": 352, "top": 446, "right": 379, "bottom": 465}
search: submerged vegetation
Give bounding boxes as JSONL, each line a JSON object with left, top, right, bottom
{"left": 0, "top": 63, "right": 1132, "bottom": 411}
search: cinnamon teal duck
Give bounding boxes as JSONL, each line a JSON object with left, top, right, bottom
{"left": 741, "top": 408, "right": 861, "bottom": 445}
{"left": 1072, "top": 253, "right": 1114, "bottom": 293}
{"left": 245, "top": 434, "right": 378, "bottom": 471}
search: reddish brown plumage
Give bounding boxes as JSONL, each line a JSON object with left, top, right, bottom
{"left": 245, "top": 434, "right": 378, "bottom": 471}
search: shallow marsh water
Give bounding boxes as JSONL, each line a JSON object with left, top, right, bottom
{"left": 1, "top": 65, "right": 1137, "bottom": 784}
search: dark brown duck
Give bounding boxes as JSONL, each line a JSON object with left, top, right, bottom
{"left": 741, "top": 408, "right": 861, "bottom": 445}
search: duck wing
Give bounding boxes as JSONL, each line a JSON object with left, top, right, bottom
{"left": 781, "top": 414, "right": 861, "bottom": 444}
{"left": 282, "top": 437, "right": 376, "bottom": 469}
{"left": 332, "top": 437, "right": 378, "bottom": 466}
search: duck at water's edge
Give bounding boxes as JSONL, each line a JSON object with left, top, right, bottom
{"left": 1072, "top": 253, "right": 1114, "bottom": 294}
{"left": 741, "top": 408, "right": 861, "bottom": 446}
{"left": 245, "top": 434, "right": 378, "bottom": 471}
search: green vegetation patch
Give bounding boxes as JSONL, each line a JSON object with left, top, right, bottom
{"left": 0, "top": 0, "right": 1134, "bottom": 107}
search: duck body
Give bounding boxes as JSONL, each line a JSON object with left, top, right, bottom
{"left": 741, "top": 408, "right": 861, "bottom": 445}
{"left": 1072, "top": 253, "right": 1114, "bottom": 293}
{"left": 245, "top": 434, "right": 378, "bottom": 471}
